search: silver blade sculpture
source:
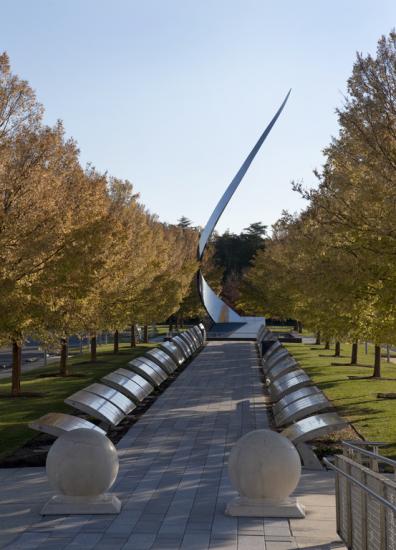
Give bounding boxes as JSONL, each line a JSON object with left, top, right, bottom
{"left": 198, "top": 90, "right": 291, "bottom": 324}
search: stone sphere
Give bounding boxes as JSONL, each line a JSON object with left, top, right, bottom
{"left": 46, "top": 429, "right": 119, "bottom": 497}
{"left": 228, "top": 429, "right": 301, "bottom": 500}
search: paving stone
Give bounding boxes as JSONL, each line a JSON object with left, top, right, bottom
{"left": 0, "top": 341, "right": 345, "bottom": 549}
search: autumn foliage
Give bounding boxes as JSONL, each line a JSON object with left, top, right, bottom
{"left": 0, "top": 53, "right": 198, "bottom": 394}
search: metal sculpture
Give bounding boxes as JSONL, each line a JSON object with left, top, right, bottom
{"left": 198, "top": 90, "right": 291, "bottom": 323}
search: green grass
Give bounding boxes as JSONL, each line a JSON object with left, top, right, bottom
{"left": 284, "top": 341, "right": 396, "bottom": 459}
{"left": 0, "top": 342, "right": 156, "bottom": 460}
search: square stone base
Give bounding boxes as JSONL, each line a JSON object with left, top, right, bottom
{"left": 41, "top": 493, "right": 121, "bottom": 515}
{"left": 225, "top": 496, "right": 305, "bottom": 518}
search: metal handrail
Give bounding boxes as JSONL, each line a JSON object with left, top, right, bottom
{"left": 323, "top": 457, "right": 396, "bottom": 513}
{"left": 342, "top": 441, "right": 396, "bottom": 470}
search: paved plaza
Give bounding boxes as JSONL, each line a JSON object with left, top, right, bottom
{"left": 0, "top": 342, "right": 346, "bottom": 549}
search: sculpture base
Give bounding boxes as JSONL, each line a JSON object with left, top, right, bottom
{"left": 41, "top": 493, "right": 121, "bottom": 515}
{"left": 225, "top": 496, "right": 305, "bottom": 518}
{"left": 207, "top": 318, "right": 265, "bottom": 341}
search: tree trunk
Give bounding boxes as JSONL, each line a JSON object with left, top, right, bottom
{"left": 113, "top": 329, "right": 119, "bottom": 353}
{"left": 324, "top": 340, "right": 330, "bottom": 350}
{"left": 90, "top": 334, "right": 97, "bottom": 362}
{"left": 131, "top": 324, "right": 137, "bottom": 347}
{"left": 11, "top": 340, "right": 21, "bottom": 396}
{"left": 297, "top": 321, "right": 303, "bottom": 333}
{"left": 386, "top": 344, "right": 390, "bottom": 363}
{"left": 60, "top": 337, "right": 68, "bottom": 377}
{"left": 144, "top": 325, "right": 149, "bottom": 343}
{"left": 334, "top": 341, "right": 341, "bottom": 357}
{"left": 315, "top": 331, "right": 321, "bottom": 345}
{"left": 351, "top": 341, "right": 358, "bottom": 365}
{"left": 373, "top": 345, "right": 381, "bottom": 378}
{"left": 168, "top": 322, "right": 173, "bottom": 336}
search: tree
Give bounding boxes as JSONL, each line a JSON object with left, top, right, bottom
{"left": 177, "top": 216, "right": 192, "bottom": 228}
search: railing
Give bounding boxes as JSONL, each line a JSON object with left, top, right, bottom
{"left": 323, "top": 442, "right": 396, "bottom": 549}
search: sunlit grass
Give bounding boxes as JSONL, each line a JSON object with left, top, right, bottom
{"left": 0, "top": 342, "right": 156, "bottom": 459}
{"left": 284, "top": 341, "right": 396, "bottom": 459}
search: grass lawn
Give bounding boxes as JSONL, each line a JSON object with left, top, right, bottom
{"left": 284, "top": 341, "right": 396, "bottom": 458}
{"left": 0, "top": 342, "right": 156, "bottom": 460}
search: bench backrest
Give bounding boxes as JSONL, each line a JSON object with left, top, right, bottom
{"left": 65, "top": 389, "right": 125, "bottom": 425}
{"left": 269, "top": 371, "right": 311, "bottom": 400}
{"left": 127, "top": 357, "right": 168, "bottom": 387}
{"left": 273, "top": 385, "right": 322, "bottom": 417}
{"left": 102, "top": 370, "right": 153, "bottom": 403}
{"left": 29, "top": 412, "right": 106, "bottom": 438}
{"left": 83, "top": 383, "right": 136, "bottom": 415}
{"left": 280, "top": 412, "right": 347, "bottom": 444}
{"left": 159, "top": 341, "right": 185, "bottom": 365}
{"left": 145, "top": 348, "right": 178, "bottom": 374}
{"left": 274, "top": 393, "right": 331, "bottom": 428}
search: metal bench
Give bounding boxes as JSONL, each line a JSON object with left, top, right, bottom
{"left": 172, "top": 335, "right": 192, "bottom": 359}
{"left": 159, "top": 341, "right": 185, "bottom": 366}
{"left": 29, "top": 412, "right": 106, "bottom": 438}
{"left": 192, "top": 325, "right": 204, "bottom": 344}
{"left": 265, "top": 357, "right": 300, "bottom": 383}
{"left": 257, "top": 326, "right": 271, "bottom": 342}
{"left": 183, "top": 330, "right": 200, "bottom": 352}
{"left": 65, "top": 389, "right": 125, "bottom": 426}
{"left": 281, "top": 412, "right": 348, "bottom": 469}
{"left": 274, "top": 393, "right": 332, "bottom": 428}
{"left": 82, "top": 383, "right": 136, "bottom": 415}
{"left": 264, "top": 347, "right": 291, "bottom": 369}
{"left": 127, "top": 357, "right": 168, "bottom": 387}
{"left": 198, "top": 323, "right": 207, "bottom": 341}
{"left": 273, "top": 385, "right": 322, "bottom": 417}
{"left": 191, "top": 329, "right": 203, "bottom": 349}
{"left": 262, "top": 340, "right": 282, "bottom": 361}
{"left": 269, "top": 371, "right": 311, "bottom": 400}
{"left": 101, "top": 369, "right": 153, "bottom": 403}
{"left": 145, "top": 348, "right": 178, "bottom": 374}
{"left": 177, "top": 332, "right": 196, "bottom": 355}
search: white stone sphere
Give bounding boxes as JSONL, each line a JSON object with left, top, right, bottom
{"left": 228, "top": 429, "right": 301, "bottom": 500}
{"left": 46, "top": 429, "right": 119, "bottom": 497}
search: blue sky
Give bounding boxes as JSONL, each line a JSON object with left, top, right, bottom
{"left": 2, "top": 1, "right": 395, "bottom": 234}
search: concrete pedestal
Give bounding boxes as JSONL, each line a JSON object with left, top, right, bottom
{"left": 226, "top": 496, "right": 305, "bottom": 518}
{"left": 41, "top": 493, "right": 121, "bottom": 515}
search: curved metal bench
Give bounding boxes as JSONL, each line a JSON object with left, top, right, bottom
{"left": 182, "top": 330, "right": 199, "bottom": 352}
{"left": 145, "top": 348, "right": 178, "bottom": 374}
{"left": 198, "top": 323, "right": 207, "bottom": 341}
{"left": 177, "top": 332, "right": 195, "bottom": 355}
{"left": 265, "top": 357, "right": 299, "bottom": 382}
{"left": 264, "top": 347, "right": 291, "bottom": 369}
{"left": 127, "top": 357, "right": 168, "bottom": 387}
{"left": 262, "top": 340, "right": 282, "bottom": 361}
{"left": 281, "top": 412, "right": 348, "bottom": 470}
{"left": 274, "top": 393, "right": 332, "bottom": 428}
{"left": 192, "top": 325, "right": 205, "bottom": 344}
{"left": 83, "top": 383, "right": 136, "bottom": 415}
{"left": 101, "top": 370, "right": 153, "bottom": 403}
{"left": 273, "top": 386, "right": 322, "bottom": 417}
{"left": 159, "top": 341, "right": 185, "bottom": 366}
{"left": 29, "top": 412, "right": 106, "bottom": 438}
{"left": 189, "top": 328, "right": 203, "bottom": 348}
{"left": 65, "top": 390, "right": 125, "bottom": 426}
{"left": 281, "top": 412, "right": 347, "bottom": 444}
{"left": 269, "top": 371, "right": 311, "bottom": 400}
{"left": 172, "top": 335, "right": 192, "bottom": 359}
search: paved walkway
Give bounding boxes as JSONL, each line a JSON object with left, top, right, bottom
{"left": 0, "top": 341, "right": 345, "bottom": 549}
